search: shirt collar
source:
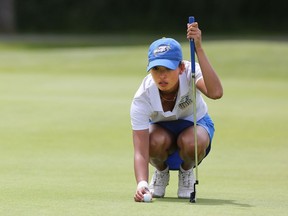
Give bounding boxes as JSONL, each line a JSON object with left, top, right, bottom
{"left": 149, "top": 73, "right": 189, "bottom": 111}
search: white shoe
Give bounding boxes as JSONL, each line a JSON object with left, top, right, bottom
{"left": 178, "top": 166, "right": 195, "bottom": 199}
{"left": 149, "top": 167, "right": 169, "bottom": 198}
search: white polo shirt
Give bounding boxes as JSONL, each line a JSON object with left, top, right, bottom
{"left": 130, "top": 60, "right": 208, "bottom": 130}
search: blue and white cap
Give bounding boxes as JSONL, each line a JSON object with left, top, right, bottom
{"left": 147, "top": 38, "right": 183, "bottom": 72}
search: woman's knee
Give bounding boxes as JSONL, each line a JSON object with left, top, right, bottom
{"left": 177, "top": 127, "right": 209, "bottom": 157}
{"left": 149, "top": 126, "right": 173, "bottom": 156}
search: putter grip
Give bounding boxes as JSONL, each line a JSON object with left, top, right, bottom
{"left": 188, "top": 16, "right": 196, "bottom": 74}
{"left": 189, "top": 16, "right": 195, "bottom": 24}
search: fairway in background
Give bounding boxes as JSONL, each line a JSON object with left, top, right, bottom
{"left": 0, "top": 38, "right": 287, "bottom": 216}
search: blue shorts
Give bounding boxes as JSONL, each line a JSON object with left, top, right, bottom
{"left": 153, "top": 113, "right": 215, "bottom": 170}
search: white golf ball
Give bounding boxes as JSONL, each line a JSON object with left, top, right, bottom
{"left": 143, "top": 193, "right": 152, "bottom": 202}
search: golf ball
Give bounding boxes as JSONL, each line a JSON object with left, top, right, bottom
{"left": 143, "top": 193, "right": 152, "bottom": 202}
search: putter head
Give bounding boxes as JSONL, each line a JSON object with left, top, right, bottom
{"left": 189, "top": 180, "right": 198, "bottom": 203}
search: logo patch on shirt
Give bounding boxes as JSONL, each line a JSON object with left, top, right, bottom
{"left": 153, "top": 45, "right": 171, "bottom": 56}
{"left": 178, "top": 95, "right": 193, "bottom": 109}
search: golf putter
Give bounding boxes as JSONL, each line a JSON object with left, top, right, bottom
{"left": 189, "top": 16, "right": 199, "bottom": 203}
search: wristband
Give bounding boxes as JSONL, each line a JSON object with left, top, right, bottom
{"left": 137, "top": 180, "right": 148, "bottom": 190}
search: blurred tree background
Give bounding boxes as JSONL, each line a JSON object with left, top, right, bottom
{"left": 0, "top": 0, "right": 287, "bottom": 34}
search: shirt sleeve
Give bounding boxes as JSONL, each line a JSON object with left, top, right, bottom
{"left": 195, "top": 62, "right": 203, "bottom": 83}
{"left": 130, "top": 96, "right": 152, "bottom": 130}
{"left": 183, "top": 60, "right": 203, "bottom": 84}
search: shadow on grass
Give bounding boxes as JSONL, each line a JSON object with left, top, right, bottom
{"left": 155, "top": 197, "right": 253, "bottom": 207}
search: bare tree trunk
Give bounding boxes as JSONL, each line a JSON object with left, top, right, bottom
{"left": 0, "top": 0, "right": 15, "bottom": 33}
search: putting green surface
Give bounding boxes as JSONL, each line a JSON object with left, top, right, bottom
{"left": 0, "top": 37, "right": 287, "bottom": 216}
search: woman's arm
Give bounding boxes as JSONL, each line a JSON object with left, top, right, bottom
{"left": 187, "top": 22, "right": 223, "bottom": 99}
{"left": 132, "top": 129, "right": 150, "bottom": 202}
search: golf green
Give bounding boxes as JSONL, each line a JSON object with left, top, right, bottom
{"left": 0, "top": 37, "right": 287, "bottom": 216}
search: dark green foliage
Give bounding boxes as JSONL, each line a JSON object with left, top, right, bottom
{"left": 15, "top": 0, "right": 288, "bottom": 33}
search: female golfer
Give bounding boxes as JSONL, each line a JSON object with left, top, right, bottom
{"left": 131, "top": 22, "right": 223, "bottom": 202}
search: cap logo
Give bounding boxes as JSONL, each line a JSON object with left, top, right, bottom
{"left": 153, "top": 45, "right": 171, "bottom": 56}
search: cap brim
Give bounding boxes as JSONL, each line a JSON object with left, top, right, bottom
{"left": 147, "top": 59, "right": 179, "bottom": 72}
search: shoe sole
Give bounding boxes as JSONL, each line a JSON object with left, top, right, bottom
{"left": 152, "top": 194, "right": 165, "bottom": 198}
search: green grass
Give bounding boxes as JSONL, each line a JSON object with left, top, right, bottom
{"left": 0, "top": 36, "right": 288, "bottom": 216}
